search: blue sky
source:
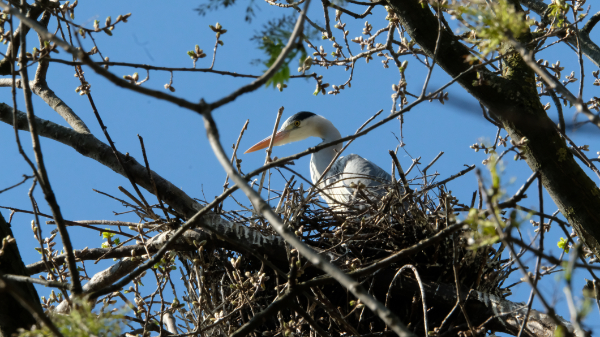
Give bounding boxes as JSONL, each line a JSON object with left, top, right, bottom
{"left": 1, "top": 0, "right": 600, "bottom": 334}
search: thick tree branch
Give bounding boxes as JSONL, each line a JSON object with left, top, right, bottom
{"left": 0, "top": 103, "right": 288, "bottom": 263}
{"left": 0, "top": 212, "right": 42, "bottom": 336}
{"left": 387, "top": 0, "right": 600, "bottom": 258}
{"left": 0, "top": 78, "right": 90, "bottom": 134}
{"left": 25, "top": 227, "right": 289, "bottom": 275}
{"left": 582, "top": 11, "right": 600, "bottom": 34}
{"left": 0, "top": 275, "right": 63, "bottom": 337}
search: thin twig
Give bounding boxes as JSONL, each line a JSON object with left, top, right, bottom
{"left": 2, "top": 274, "right": 72, "bottom": 290}
{"left": 0, "top": 174, "right": 33, "bottom": 194}
{"left": 223, "top": 119, "right": 249, "bottom": 192}
{"left": 208, "top": 3, "right": 308, "bottom": 111}
{"left": 475, "top": 169, "right": 570, "bottom": 331}
{"left": 18, "top": 10, "right": 82, "bottom": 295}
{"left": 386, "top": 265, "right": 429, "bottom": 334}
{"left": 258, "top": 107, "right": 284, "bottom": 197}
{"left": 510, "top": 38, "right": 600, "bottom": 129}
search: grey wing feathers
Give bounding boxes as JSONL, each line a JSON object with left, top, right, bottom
{"left": 321, "top": 154, "right": 395, "bottom": 207}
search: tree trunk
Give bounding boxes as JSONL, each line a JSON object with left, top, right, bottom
{"left": 0, "top": 212, "right": 42, "bottom": 337}
{"left": 387, "top": 0, "right": 600, "bottom": 257}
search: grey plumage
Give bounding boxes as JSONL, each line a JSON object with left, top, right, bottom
{"left": 316, "top": 154, "right": 393, "bottom": 208}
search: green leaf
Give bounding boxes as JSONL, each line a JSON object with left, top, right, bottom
{"left": 557, "top": 237, "right": 570, "bottom": 253}
{"left": 102, "top": 230, "right": 114, "bottom": 239}
{"left": 251, "top": 14, "right": 316, "bottom": 90}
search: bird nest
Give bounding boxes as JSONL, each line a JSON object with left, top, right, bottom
{"left": 193, "top": 165, "right": 516, "bottom": 336}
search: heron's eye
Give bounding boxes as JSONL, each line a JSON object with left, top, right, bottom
{"left": 293, "top": 120, "right": 301, "bottom": 127}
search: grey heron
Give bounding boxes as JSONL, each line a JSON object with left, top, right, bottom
{"left": 244, "top": 112, "right": 395, "bottom": 210}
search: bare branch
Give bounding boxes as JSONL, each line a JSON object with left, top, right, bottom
{"left": 0, "top": 78, "right": 91, "bottom": 134}
{"left": 18, "top": 13, "right": 82, "bottom": 295}
{"left": 208, "top": 0, "right": 309, "bottom": 110}
{"left": 520, "top": 0, "right": 600, "bottom": 67}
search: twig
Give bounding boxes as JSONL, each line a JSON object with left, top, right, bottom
{"left": 422, "top": 151, "right": 443, "bottom": 186}
{"left": 208, "top": 2, "right": 308, "bottom": 111}
{"left": 2, "top": 274, "right": 72, "bottom": 290}
{"left": 18, "top": 12, "right": 82, "bottom": 295}
{"left": 405, "top": 156, "right": 421, "bottom": 176}
{"left": 510, "top": 38, "right": 600, "bottom": 129}
{"left": 556, "top": 124, "right": 600, "bottom": 181}
{"left": 389, "top": 150, "right": 409, "bottom": 191}
{"left": 258, "top": 107, "right": 284, "bottom": 197}
{"left": 517, "top": 178, "right": 545, "bottom": 337}
{"left": 549, "top": 89, "right": 565, "bottom": 134}
{"left": 0, "top": 174, "right": 33, "bottom": 194}
{"left": 498, "top": 170, "right": 539, "bottom": 208}
{"left": 421, "top": 165, "right": 475, "bottom": 194}
{"left": 223, "top": 119, "right": 249, "bottom": 191}
{"left": 291, "top": 301, "right": 332, "bottom": 337}
{"left": 321, "top": 0, "right": 333, "bottom": 39}
{"left": 452, "top": 233, "right": 475, "bottom": 336}
{"left": 44, "top": 58, "right": 313, "bottom": 79}
{"left": 419, "top": 0, "right": 443, "bottom": 99}
{"left": 563, "top": 245, "right": 589, "bottom": 336}
{"left": 571, "top": 6, "right": 585, "bottom": 100}
{"left": 386, "top": 265, "right": 428, "bottom": 334}
{"left": 139, "top": 135, "right": 170, "bottom": 220}
{"left": 475, "top": 169, "right": 571, "bottom": 331}
{"left": 327, "top": 1, "right": 377, "bottom": 19}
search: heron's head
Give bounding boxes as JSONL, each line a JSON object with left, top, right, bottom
{"left": 244, "top": 112, "right": 331, "bottom": 153}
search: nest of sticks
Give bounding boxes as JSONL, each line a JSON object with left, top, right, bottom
{"left": 183, "top": 162, "right": 516, "bottom": 336}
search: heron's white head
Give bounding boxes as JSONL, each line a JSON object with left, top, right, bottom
{"left": 244, "top": 112, "right": 339, "bottom": 154}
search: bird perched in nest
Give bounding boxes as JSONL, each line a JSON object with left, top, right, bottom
{"left": 245, "top": 112, "right": 400, "bottom": 210}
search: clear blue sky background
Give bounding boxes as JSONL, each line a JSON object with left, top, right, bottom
{"left": 1, "top": 0, "right": 599, "bottom": 334}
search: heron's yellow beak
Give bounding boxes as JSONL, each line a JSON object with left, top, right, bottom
{"left": 244, "top": 130, "right": 290, "bottom": 154}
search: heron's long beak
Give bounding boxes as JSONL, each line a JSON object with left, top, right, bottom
{"left": 244, "top": 130, "right": 290, "bottom": 154}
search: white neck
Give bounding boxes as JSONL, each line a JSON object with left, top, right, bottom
{"left": 310, "top": 119, "right": 343, "bottom": 184}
